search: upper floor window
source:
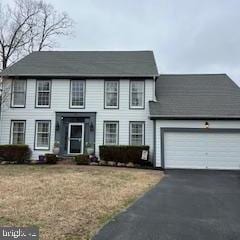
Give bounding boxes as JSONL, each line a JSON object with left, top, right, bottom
{"left": 104, "top": 81, "right": 119, "bottom": 108}
{"left": 70, "top": 80, "right": 85, "bottom": 108}
{"left": 35, "top": 120, "right": 51, "bottom": 150}
{"left": 130, "top": 122, "right": 145, "bottom": 145}
{"left": 104, "top": 121, "right": 119, "bottom": 145}
{"left": 36, "top": 80, "right": 51, "bottom": 108}
{"left": 130, "top": 81, "right": 145, "bottom": 109}
{"left": 11, "top": 120, "right": 26, "bottom": 144}
{"left": 11, "top": 80, "right": 26, "bottom": 107}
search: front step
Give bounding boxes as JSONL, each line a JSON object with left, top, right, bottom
{"left": 57, "top": 156, "right": 75, "bottom": 164}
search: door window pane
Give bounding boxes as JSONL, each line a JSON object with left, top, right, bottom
{"left": 70, "top": 125, "right": 82, "bottom": 138}
{"left": 69, "top": 124, "right": 84, "bottom": 154}
{"left": 70, "top": 140, "right": 82, "bottom": 153}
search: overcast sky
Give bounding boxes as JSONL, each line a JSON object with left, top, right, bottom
{"left": 4, "top": 0, "right": 240, "bottom": 85}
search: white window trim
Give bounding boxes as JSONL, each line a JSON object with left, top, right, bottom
{"left": 104, "top": 121, "right": 119, "bottom": 145}
{"left": 11, "top": 120, "right": 26, "bottom": 144}
{"left": 36, "top": 80, "right": 51, "bottom": 108}
{"left": 11, "top": 80, "right": 26, "bottom": 108}
{"left": 130, "top": 80, "right": 145, "bottom": 109}
{"left": 104, "top": 81, "right": 119, "bottom": 109}
{"left": 130, "top": 122, "right": 145, "bottom": 145}
{"left": 35, "top": 120, "right": 51, "bottom": 150}
{"left": 70, "top": 80, "right": 85, "bottom": 108}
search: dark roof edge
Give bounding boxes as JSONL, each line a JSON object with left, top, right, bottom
{"left": 149, "top": 115, "right": 240, "bottom": 120}
{"left": 159, "top": 73, "right": 228, "bottom": 76}
{"left": 1, "top": 74, "right": 157, "bottom": 78}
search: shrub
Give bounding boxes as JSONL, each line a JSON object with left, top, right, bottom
{"left": 99, "top": 145, "right": 151, "bottom": 166}
{"left": 0, "top": 145, "right": 31, "bottom": 164}
{"left": 75, "top": 155, "right": 89, "bottom": 165}
{"left": 45, "top": 154, "right": 58, "bottom": 164}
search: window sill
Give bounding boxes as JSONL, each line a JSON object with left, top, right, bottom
{"left": 11, "top": 105, "right": 25, "bottom": 108}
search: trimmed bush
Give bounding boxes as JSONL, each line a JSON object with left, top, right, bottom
{"left": 99, "top": 145, "right": 151, "bottom": 166}
{"left": 75, "top": 155, "right": 89, "bottom": 165}
{"left": 0, "top": 145, "right": 31, "bottom": 164}
{"left": 45, "top": 154, "right": 58, "bottom": 164}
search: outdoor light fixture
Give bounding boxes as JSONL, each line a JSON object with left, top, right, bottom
{"left": 205, "top": 121, "right": 209, "bottom": 128}
{"left": 55, "top": 121, "right": 60, "bottom": 131}
{"left": 90, "top": 122, "right": 94, "bottom": 132}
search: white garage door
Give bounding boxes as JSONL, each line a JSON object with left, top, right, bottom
{"left": 164, "top": 131, "right": 240, "bottom": 169}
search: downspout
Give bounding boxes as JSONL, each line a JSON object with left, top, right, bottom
{"left": 153, "top": 76, "right": 157, "bottom": 101}
{"left": 152, "top": 75, "right": 158, "bottom": 167}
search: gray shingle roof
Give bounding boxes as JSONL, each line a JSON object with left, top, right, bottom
{"left": 150, "top": 74, "right": 240, "bottom": 119}
{"left": 1, "top": 51, "right": 158, "bottom": 77}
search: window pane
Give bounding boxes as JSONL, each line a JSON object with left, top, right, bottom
{"left": 37, "top": 81, "right": 50, "bottom": 106}
{"left": 38, "top": 81, "right": 50, "bottom": 91}
{"left": 13, "top": 122, "right": 24, "bottom": 132}
{"left": 14, "top": 81, "right": 25, "bottom": 91}
{"left": 38, "top": 122, "right": 49, "bottom": 133}
{"left": 38, "top": 92, "right": 49, "bottom": 106}
{"left": 37, "top": 133, "right": 49, "bottom": 147}
{"left": 106, "top": 82, "right": 118, "bottom": 92}
{"left": 131, "top": 81, "right": 144, "bottom": 107}
{"left": 12, "top": 133, "right": 24, "bottom": 144}
{"left": 106, "top": 93, "right": 118, "bottom": 106}
{"left": 131, "top": 135, "right": 142, "bottom": 145}
{"left": 14, "top": 92, "right": 25, "bottom": 106}
{"left": 36, "top": 121, "right": 50, "bottom": 148}
{"left": 12, "top": 121, "right": 25, "bottom": 144}
{"left": 105, "top": 122, "right": 118, "bottom": 145}
{"left": 132, "top": 93, "right": 143, "bottom": 107}
{"left": 71, "top": 81, "right": 84, "bottom": 107}
{"left": 12, "top": 81, "right": 26, "bottom": 106}
{"left": 130, "top": 123, "right": 144, "bottom": 146}
{"left": 105, "top": 81, "right": 118, "bottom": 107}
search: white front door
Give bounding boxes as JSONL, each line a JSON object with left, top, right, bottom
{"left": 68, "top": 123, "right": 84, "bottom": 154}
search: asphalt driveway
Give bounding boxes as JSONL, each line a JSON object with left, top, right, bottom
{"left": 93, "top": 170, "right": 240, "bottom": 240}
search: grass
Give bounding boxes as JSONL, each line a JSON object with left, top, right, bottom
{"left": 0, "top": 165, "right": 163, "bottom": 240}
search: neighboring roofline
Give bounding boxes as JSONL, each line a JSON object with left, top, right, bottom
{"left": 149, "top": 115, "right": 240, "bottom": 120}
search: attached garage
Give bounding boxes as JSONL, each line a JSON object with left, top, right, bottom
{"left": 162, "top": 129, "right": 240, "bottom": 170}
{"left": 149, "top": 74, "right": 240, "bottom": 170}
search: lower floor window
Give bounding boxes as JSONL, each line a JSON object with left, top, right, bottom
{"left": 11, "top": 121, "right": 25, "bottom": 144}
{"left": 130, "top": 122, "right": 145, "bottom": 145}
{"left": 35, "top": 121, "right": 51, "bottom": 149}
{"left": 104, "top": 121, "right": 119, "bottom": 145}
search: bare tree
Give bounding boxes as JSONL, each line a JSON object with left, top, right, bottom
{"left": 0, "top": 0, "right": 73, "bottom": 70}
{"left": 0, "top": 0, "right": 73, "bottom": 108}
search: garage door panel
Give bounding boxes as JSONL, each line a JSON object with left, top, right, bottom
{"left": 163, "top": 131, "right": 240, "bottom": 170}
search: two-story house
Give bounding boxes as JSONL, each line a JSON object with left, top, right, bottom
{"left": 0, "top": 51, "right": 158, "bottom": 161}
{"left": 1, "top": 50, "right": 240, "bottom": 170}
